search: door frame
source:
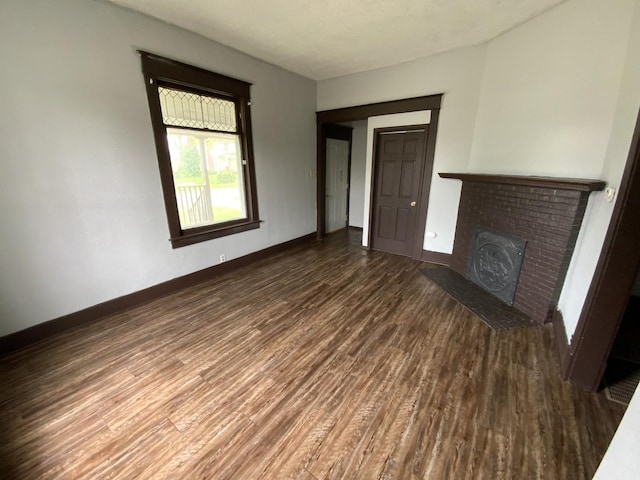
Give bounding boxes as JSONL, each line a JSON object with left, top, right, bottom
{"left": 324, "top": 124, "right": 353, "bottom": 232}
{"left": 368, "top": 124, "right": 433, "bottom": 259}
{"left": 316, "top": 95, "right": 442, "bottom": 252}
{"left": 563, "top": 108, "right": 640, "bottom": 391}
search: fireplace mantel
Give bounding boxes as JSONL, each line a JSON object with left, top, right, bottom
{"left": 439, "top": 173, "right": 606, "bottom": 192}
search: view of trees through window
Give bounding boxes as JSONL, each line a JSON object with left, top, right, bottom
{"left": 167, "top": 128, "right": 246, "bottom": 229}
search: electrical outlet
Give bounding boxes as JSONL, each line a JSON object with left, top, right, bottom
{"left": 605, "top": 186, "right": 616, "bottom": 203}
{"left": 219, "top": 254, "right": 226, "bottom": 263}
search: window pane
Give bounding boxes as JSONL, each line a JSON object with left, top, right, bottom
{"left": 159, "top": 87, "right": 237, "bottom": 132}
{"left": 167, "top": 128, "right": 246, "bottom": 229}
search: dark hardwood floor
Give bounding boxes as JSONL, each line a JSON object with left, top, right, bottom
{"left": 0, "top": 230, "right": 625, "bottom": 479}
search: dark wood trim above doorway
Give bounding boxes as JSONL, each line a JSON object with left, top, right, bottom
{"left": 563, "top": 108, "right": 640, "bottom": 391}
{"left": 316, "top": 94, "right": 443, "bottom": 240}
{"left": 317, "top": 95, "right": 442, "bottom": 125}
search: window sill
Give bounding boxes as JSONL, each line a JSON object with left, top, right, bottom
{"left": 170, "top": 220, "right": 261, "bottom": 248}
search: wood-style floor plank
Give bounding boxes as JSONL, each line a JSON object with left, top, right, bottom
{"left": 0, "top": 230, "right": 626, "bottom": 479}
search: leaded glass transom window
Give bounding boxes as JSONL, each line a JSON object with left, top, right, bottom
{"left": 158, "top": 87, "right": 237, "bottom": 132}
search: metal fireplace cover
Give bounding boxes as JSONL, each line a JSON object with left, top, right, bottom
{"left": 465, "top": 226, "right": 527, "bottom": 306}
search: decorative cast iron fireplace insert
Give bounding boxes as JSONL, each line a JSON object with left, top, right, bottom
{"left": 466, "top": 226, "right": 526, "bottom": 306}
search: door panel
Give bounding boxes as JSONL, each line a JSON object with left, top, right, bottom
{"left": 400, "top": 161, "right": 415, "bottom": 197}
{"left": 395, "top": 208, "right": 410, "bottom": 241}
{"left": 380, "top": 161, "right": 395, "bottom": 196}
{"left": 371, "top": 129, "right": 427, "bottom": 256}
{"left": 325, "top": 138, "right": 350, "bottom": 233}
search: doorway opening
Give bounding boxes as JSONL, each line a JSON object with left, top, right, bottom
{"left": 324, "top": 124, "right": 352, "bottom": 234}
{"left": 316, "top": 95, "right": 442, "bottom": 262}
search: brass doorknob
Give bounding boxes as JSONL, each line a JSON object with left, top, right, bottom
{"left": 410, "top": 201, "right": 417, "bottom": 207}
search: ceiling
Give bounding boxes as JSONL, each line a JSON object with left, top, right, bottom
{"left": 108, "top": 0, "right": 568, "bottom": 80}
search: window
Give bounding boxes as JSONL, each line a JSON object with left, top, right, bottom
{"left": 139, "top": 52, "right": 260, "bottom": 248}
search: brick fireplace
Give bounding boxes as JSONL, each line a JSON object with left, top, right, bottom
{"left": 440, "top": 173, "right": 605, "bottom": 324}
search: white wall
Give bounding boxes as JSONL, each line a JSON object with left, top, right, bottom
{"left": 594, "top": 384, "right": 640, "bottom": 479}
{"left": 318, "top": 45, "right": 487, "bottom": 253}
{"left": 583, "top": 3, "right": 640, "bottom": 474}
{"left": 469, "top": 0, "right": 633, "bottom": 177}
{"left": 559, "top": 0, "right": 640, "bottom": 338}
{"left": 469, "top": 0, "right": 640, "bottom": 339}
{"left": 347, "top": 120, "right": 367, "bottom": 228}
{"left": 0, "top": 0, "right": 317, "bottom": 336}
{"left": 362, "top": 112, "right": 431, "bottom": 246}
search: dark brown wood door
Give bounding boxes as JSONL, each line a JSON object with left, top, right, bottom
{"left": 371, "top": 128, "right": 427, "bottom": 256}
